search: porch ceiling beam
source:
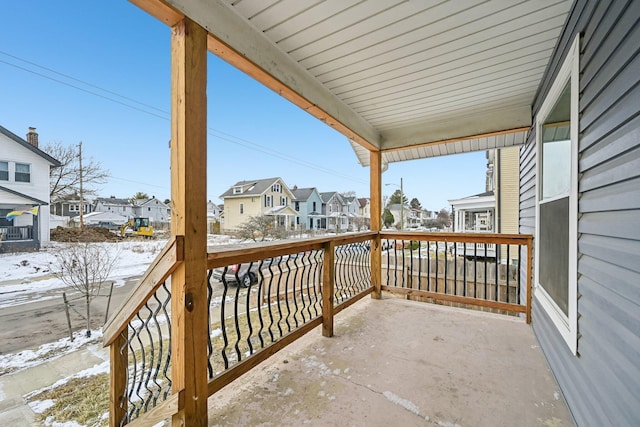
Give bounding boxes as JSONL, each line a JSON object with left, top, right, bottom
{"left": 131, "top": 0, "right": 381, "bottom": 152}
{"left": 380, "top": 105, "right": 532, "bottom": 151}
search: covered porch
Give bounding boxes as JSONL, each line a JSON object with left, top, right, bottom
{"left": 103, "top": 1, "right": 576, "bottom": 426}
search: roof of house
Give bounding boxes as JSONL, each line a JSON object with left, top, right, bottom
{"left": 95, "top": 197, "right": 133, "bottom": 207}
{"left": 0, "top": 185, "right": 48, "bottom": 205}
{"left": 291, "top": 187, "right": 318, "bottom": 201}
{"left": 219, "top": 177, "right": 285, "bottom": 198}
{"left": 0, "top": 125, "right": 61, "bottom": 166}
{"left": 358, "top": 198, "right": 369, "bottom": 208}
{"left": 320, "top": 192, "right": 340, "bottom": 203}
{"left": 136, "top": 197, "right": 169, "bottom": 208}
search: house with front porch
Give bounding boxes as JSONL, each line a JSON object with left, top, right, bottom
{"left": 291, "top": 186, "right": 323, "bottom": 231}
{"left": 220, "top": 177, "right": 298, "bottom": 232}
{"left": 0, "top": 125, "right": 59, "bottom": 252}
{"left": 102, "top": 1, "right": 639, "bottom": 426}
{"left": 320, "top": 191, "right": 348, "bottom": 232}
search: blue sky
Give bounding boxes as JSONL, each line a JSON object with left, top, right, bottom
{"left": 1, "top": 1, "right": 488, "bottom": 212}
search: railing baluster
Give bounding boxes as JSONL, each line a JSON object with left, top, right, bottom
{"left": 495, "top": 245, "right": 500, "bottom": 302}
{"left": 463, "top": 243, "right": 467, "bottom": 297}
{"left": 506, "top": 245, "right": 510, "bottom": 304}
{"left": 220, "top": 268, "right": 230, "bottom": 369}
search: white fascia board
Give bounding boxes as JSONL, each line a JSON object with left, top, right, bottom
{"left": 166, "top": 0, "right": 380, "bottom": 149}
{"left": 381, "top": 105, "right": 531, "bottom": 150}
{"left": 448, "top": 195, "right": 495, "bottom": 210}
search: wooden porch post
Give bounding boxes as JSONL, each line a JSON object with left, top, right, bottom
{"left": 170, "top": 17, "right": 208, "bottom": 426}
{"left": 370, "top": 150, "right": 382, "bottom": 299}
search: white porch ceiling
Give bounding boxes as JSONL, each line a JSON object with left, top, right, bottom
{"left": 138, "top": 0, "right": 572, "bottom": 164}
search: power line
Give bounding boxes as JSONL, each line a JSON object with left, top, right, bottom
{"left": 0, "top": 51, "right": 367, "bottom": 185}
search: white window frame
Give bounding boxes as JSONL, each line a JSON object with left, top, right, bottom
{"left": 534, "top": 35, "right": 579, "bottom": 355}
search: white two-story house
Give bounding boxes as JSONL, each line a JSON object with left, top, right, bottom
{"left": 0, "top": 126, "right": 60, "bottom": 252}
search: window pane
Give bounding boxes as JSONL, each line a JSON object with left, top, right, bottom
{"left": 541, "top": 82, "right": 571, "bottom": 200}
{"left": 542, "top": 138, "right": 571, "bottom": 199}
{"left": 15, "top": 163, "right": 30, "bottom": 182}
{"left": 0, "top": 161, "right": 7, "bottom": 181}
{"left": 539, "top": 197, "right": 569, "bottom": 315}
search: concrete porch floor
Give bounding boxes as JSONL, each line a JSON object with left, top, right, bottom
{"left": 207, "top": 297, "right": 574, "bottom": 427}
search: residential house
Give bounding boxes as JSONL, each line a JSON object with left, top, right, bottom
{"left": 133, "top": 196, "right": 170, "bottom": 228}
{"left": 207, "top": 200, "right": 222, "bottom": 234}
{"left": 357, "top": 197, "right": 371, "bottom": 229}
{"left": 386, "top": 203, "right": 410, "bottom": 230}
{"left": 94, "top": 196, "right": 135, "bottom": 218}
{"left": 291, "top": 186, "right": 323, "bottom": 231}
{"left": 449, "top": 146, "right": 520, "bottom": 260}
{"left": 341, "top": 196, "right": 361, "bottom": 230}
{"left": 219, "top": 177, "right": 298, "bottom": 232}
{"left": 0, "top": 126, "right": 60, "bottom": 252}
{"left": 320, "top": 192, "right": 348, "bottom": 232}
{"left": 51, "top": 195, "right": 94, "bottom": 218}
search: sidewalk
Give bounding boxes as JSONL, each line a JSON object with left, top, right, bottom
{"left": 0, "top": 343, "right": 109, "bottom": 426}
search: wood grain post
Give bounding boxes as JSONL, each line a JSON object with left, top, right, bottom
{"left": 322, "top": 240, "right": 335, "bottom": 337}
{"left": 109, "top": 331, "right": 127, "bottom": 427}
{"left": 370, "top": 150, "right": 382, "bottom": 299}
{"left": 170, "top": 17, "right": 208, "bottom": 427}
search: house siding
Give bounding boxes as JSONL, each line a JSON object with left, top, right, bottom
{"left": 521, "top": 0, "right": 640, "bottom": 425}
{"left": 0, "top": 133, "right": 54, "bottom": 244}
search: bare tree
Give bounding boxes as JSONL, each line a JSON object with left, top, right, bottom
{"left": 54, "top": 243, "right": 118, "bottom": 337}
{"left": 44, "top": 141, "right": 109, "bottom": 203}
{"left": 236, "top": 215, "right": 287, "bottom": 241}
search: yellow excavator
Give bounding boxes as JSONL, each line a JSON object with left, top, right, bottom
{"left": 120, "top": 217, "right": 154, "bottom": 238}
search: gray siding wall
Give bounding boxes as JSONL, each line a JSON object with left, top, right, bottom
{"left": 521, "top": 0, "right": 640, "bottom": 425}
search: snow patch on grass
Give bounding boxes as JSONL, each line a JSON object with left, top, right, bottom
{"left": 0, "top": 330, "right": 103, "bottom": 375}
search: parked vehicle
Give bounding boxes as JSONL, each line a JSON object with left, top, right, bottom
{"left": 211, "top": 256, "right": 284, "bottom": 287}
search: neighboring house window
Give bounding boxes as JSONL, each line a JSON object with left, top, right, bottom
{"left": 240, "top": 203, "right": 244, "bottom": 214}
{"left": 0, "top": 161, "right": 8, "bottom": 181}
{"left": 535, "top": 35, "right": 579, "bottom": 355}
{"left": 329, "top": 205, "right": 332, "bottom": 213}
{"left": 280, "top": 197, "right": 287, "bottom": 206}
{"left": 272, "top": 183, "right": 281, "bottom": 192}
{"left": 233, "top": 186, "right": 243, "bottom": 194}
{"left": 264, "top": 195, "right": 272, "bottom": 207}
{"left": 312, "top": 201, "right": 316, "bottom": 211}
{"left": 148, "top": 207, "right": 151, "bottom": 212}
{"left": 0, "top": 209, "right": 12, "bottom": 226}
{"left": 15, "top": 163, "right": 30, "bottom": 182}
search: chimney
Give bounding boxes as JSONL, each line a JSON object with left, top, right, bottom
{"left": 293, "top": 185, "right": 298, "bottom": 190}
{"left": 26, "top": 127, "right": 39, "bottom": 147}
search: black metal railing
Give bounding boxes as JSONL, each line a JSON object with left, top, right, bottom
{"left": 115, "top": 282, "right": 172, "bottom": 426}
{"left": 205, "top": 234, "right": 373, "bottom": 395}
{"left": 380, "top": 232, "right": 532, "bottom": 318}
{"left": 334, "top": 241, "right": 372, "bottom": 304}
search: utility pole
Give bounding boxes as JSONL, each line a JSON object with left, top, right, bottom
{"left": 79, "top": 141, "right": 84, "bottom": 229}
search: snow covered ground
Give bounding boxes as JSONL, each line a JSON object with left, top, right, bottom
{"left": 0, "top": 234, "right": 241, "bottom": 371}
{"left": 0, "top": 234, "right": 244, "bottom": 426}
{"left": 0, "top": 234, "right": 241, "bottom": 309}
